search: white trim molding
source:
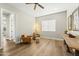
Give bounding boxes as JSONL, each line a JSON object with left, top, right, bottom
{"left": 40, "top": 36, "right": 64, "bottom": 41}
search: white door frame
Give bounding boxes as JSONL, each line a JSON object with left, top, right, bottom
{"left": 0, "top": 8, "right": 16, "bottom": 49}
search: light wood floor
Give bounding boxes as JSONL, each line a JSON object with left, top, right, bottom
{"left": 0, "top": 38, "right": 71, "bottom": 56}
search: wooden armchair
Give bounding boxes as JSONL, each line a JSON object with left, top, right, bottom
{"left": 32, "top": 33, "right": 40, "bottom": 40}
{"left": 20, "top": 35, "right": 31, "bottom": 44}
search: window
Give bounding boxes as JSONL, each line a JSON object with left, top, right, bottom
{"left": 42, "top": 20, "right": 56, "bottom": 31}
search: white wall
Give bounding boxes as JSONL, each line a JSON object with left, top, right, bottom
{"left": 0, "top": 4, "right": 35, "bottom": 48}
{"left": 37, "top": 11, "right": 67, "bottom": 40}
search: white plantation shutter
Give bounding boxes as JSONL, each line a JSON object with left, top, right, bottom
{"left": 42, "top": 20, "right": 56, "bottom": 31}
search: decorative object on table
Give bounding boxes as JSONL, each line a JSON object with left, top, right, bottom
{"left": 68, "top": 34, "right": 76, "bottom": 38}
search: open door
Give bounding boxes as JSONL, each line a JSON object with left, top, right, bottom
{"left": 0, "top": 8, "right": 16, "bottom": 49}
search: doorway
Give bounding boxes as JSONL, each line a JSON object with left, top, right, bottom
{"left": 0, "top": 8, "right": 16, "bottom": 49}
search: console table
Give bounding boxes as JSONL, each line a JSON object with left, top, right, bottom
{"left": 63, "top": 34, "right": 79, "bottom": 56}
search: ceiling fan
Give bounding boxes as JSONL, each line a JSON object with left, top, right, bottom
{"left": 25, "top": 3, "right": 44, "bottom": 10}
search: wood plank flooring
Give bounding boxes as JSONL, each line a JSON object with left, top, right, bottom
{"left": 0, "top": 38, "right": 71, "bottom": 56}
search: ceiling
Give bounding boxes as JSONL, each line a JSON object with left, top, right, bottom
{"left": 8, "top": 3, "right": 79, "bottom": 17}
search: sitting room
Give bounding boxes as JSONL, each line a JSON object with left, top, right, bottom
{"left": 0, "top": 3, "right": 79, "bottom": 56}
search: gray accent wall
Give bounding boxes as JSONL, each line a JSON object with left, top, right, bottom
{"left": 37, "top": 11, "right": 67, "bottom": 39}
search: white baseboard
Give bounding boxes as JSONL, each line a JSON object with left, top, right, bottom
{"left": 40, "top": 36, "right": 64, "bottom": 41}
